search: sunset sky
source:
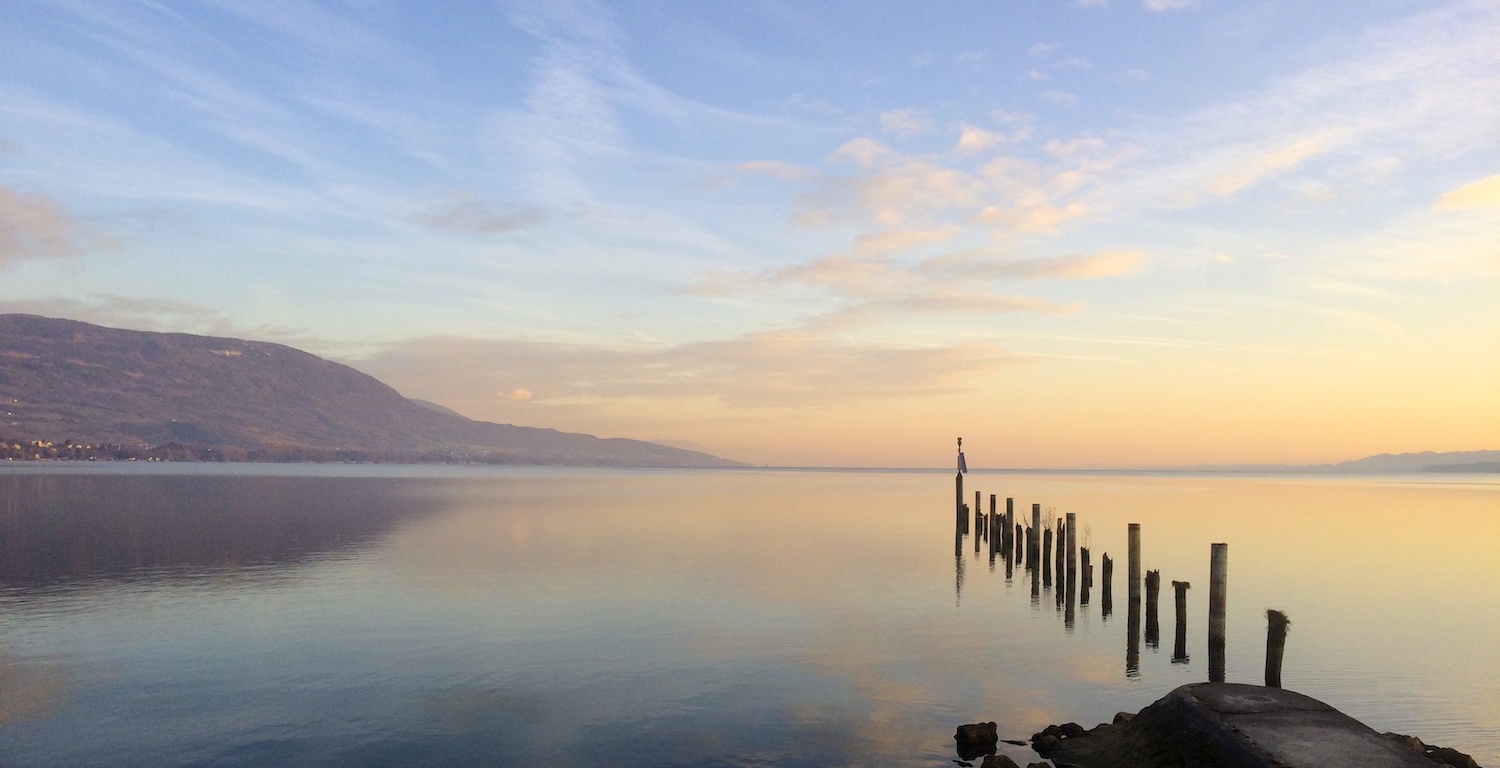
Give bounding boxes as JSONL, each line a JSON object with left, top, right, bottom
{"left": 1, "top": 0, "right": 1496, "bottom": 467}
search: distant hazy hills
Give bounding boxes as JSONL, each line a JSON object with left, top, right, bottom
{"left": 0, "top": 314, "right": 740, "bottom": 467}
{"left": 1316, "top": 450, "right": 1500, "bottom": 474}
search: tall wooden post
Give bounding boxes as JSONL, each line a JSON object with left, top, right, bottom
{"left": 1080, "top": 547, "right": 1091, "bottom": 606}
{"left": 1042, "top": 527, "right": 1053, "bottom": 587}
{"left": 1055, "top": 519, "right": 1065, "bottom": 593}
{"left": 1005, "top": 497, "right": 1015, "bottom": 556}
{"left": 1265, "top": 610, "right": 1289, "bottom": 688}
{"left": 1030, "top": 504, "right": 1041, "bottom": 567}
{"left": 955, "top": 472, "right": 965, "bottom": 537}
{"left": 1065, "top": 513, "right": 1077, "bottom": 581}
{"left": 988, "top": 495, "right": 998, "bottom": 558}
{"left": 1127, "top": 523, "right": 1142, "bottom": 606}
{"left": 1209, "top": 543, "right": 1228, "bottom": 683}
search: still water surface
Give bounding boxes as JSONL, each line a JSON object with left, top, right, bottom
{"left": 1, "top": 465, "right": 1496, "bottom": 766}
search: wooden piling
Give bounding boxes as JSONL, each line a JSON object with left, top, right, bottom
{"left": 1065, "top": 513, "right": 1077, "bottom": 583}
{"left": 1172, "top": 580, "right": 1190, "bottom": 664}
{"left": 956, "top": 472, "right": 964, "bottom": 520}
{"left": 1102, "top": 553, "right": 1114, "bottom": 618}
{"left": 1127, "top": 590, "right": 1141, "bottom": 678}
{"left": 1014, "top": 523, "right": 1023, "bottom": 563}
{"left": 1055, "top": 519, "right": 1065, "bottom": 592}
{"left": 1265, "top": 610, "right": 1290, "bottom": 688}
{"left": 1209, "top": 543, "right": 1228, "bottom": 683}
{"left": 1080, "top": 547, "right": 1091, "bottom": 606}
{"left": 1127, "top": 523, "right": 1141, "bottom": 605}
{"left": 1030, "top": 504, "right": 1041, "bottom": 567}
{"left": 1145, "top": 569, "right": 1161, "bottom": 648}
{"left": 989, "top": 495, "right": 999, "bottom": 557}
{"left": 1005, "top": 497, "right": 1015, "bottom": 555}
{"left": 1042, "top": 527, "right": 1053, "bottom": 587}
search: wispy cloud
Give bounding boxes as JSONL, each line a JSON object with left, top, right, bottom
{"left": 879, "top": 109, "right": 935, "bottom": 139}
{"left": 0, "top": 187, "right": 105, "bottom": 267}
{"left": 412, "top": 194, "right": 546, "bottom": 235}
{"left": 354, "top": 330, "right": 1025, "bottom": 411}
{"left": 1434, "top": 174, "right": 1500, "bottom": 211}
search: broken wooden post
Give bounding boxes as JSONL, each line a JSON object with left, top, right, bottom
{"left": 1102, "top": 553, "right": 1114, "bottom": 618}
{"left": 1173, "top": 580, "right": 1191, "bottom": 664}
{"left": 1145, "top": 569, "right": 1161, "bottom": 648}
{"left": 1080, "top": 547, "right": 1091, "bottom": 606}
{"left": 1266, "top": 610, "right": 1290, "bottom": 688}
{"left": 1209, "top": 543, "right": 1228, "bottom": 684}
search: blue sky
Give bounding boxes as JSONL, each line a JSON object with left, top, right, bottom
{"left": 2, "top": 0, "right": 1496, "bottom": 466}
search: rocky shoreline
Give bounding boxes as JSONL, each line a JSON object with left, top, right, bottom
{"left": 955, "top": 683, "right": 1484, "bottom": 768}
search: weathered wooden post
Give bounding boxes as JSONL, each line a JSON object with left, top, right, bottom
{"left": 1014, "top": 523, "right": 1023, "bottom": 563}
{"left": 1042, "top": 527, "right": 1053, "bottom": 587}
{"left": 975, "top": 491, "right": 982, "bottom": 538}
{"left": 1209, "top": 543, "right": 1228, "bottom": 684}
{"left": 1055, "top": 519, "right": 1065, "bottom": 593}
{"left": 1030, "top": 503, "right": 1041, "bottom": 567}
{"left": 1127, "top": 523, "right": 1142, "bottom": 606}
{"left": 1265, "top": 610, "right": 1290, "bottom": 688}
{"left": 1005, "top": 497, "right": 1015, "bottom": 556}
{"left": 989, "top": 494, "right": 998, "bottom": 548}
{"left": 1172, "top": 580, "right": 1190, "bottom": 664}
{"left": 1065, "top": 513, "right": 1078, "bottom": 618}
{"left": 1127, "top": 590, "right": 1141, "bottom": 678}
{"left": 1080, "top": 547, "right": 1091, "bottom": 605}
{"left": 1144, "top": 569, "right": 1161, "bottom": 648}
{"left": 974, "top": 506, "right": 981, "bottom": 553}
{"left": 956, "top": 471, "right": 964, "bottom": 523}
{"left": 1102, "top": 553, "right": 1114, "bottom": 618}
{"left": 1065, "top": 513, "right": 1077, "bottom": 570}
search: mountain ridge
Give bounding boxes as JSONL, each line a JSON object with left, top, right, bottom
{"left": 0, "top": 314, "right": 740, "bottom": 467}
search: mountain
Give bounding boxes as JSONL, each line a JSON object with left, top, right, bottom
{"left": 0, "top": 314, "right": 741, "bottom": 467}
{"left": 1320, "top": 450, "right": 1500, "bottom": 474}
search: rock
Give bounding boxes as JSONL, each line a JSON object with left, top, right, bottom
{"left": 1044, "top": 683, "right": 1445, "bottom": 768}
{"left": 1385, "top": 732, "right": 1426, "bottom": 754}
{"left": 1059, "top": 722, "right": 1087, "bottom": 738}
{"left": 957, "top": 722, "right": 999, "bottom": 744}
{"left": 980, "top": 755, "right": 1021, "bottom": 768}
{"left": 1113, "top": 711, "right": 1135, "bottom": 724}
{"left": 956, "top": 721, "right": 999, "bottom": 760}
{"left": 1031, "top": 732, "right": 1060, "bottom": 756}
{"left": 1424, "top": 745, "right": 1480, "bottom": 768}
{"left": 1027, "top": 764, "right": 1050, "bottom": 768}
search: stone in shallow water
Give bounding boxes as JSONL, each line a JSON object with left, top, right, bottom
{"left": 955, "top": 721, "right": 999, "bottom": 760}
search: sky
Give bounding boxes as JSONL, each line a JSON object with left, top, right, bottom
{"left": 1, "top": 0, "right": 1496, "bottom": 468}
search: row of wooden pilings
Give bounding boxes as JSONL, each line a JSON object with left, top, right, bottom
{"left": 955, "top": 473, "right": 1289, "bottom": 686}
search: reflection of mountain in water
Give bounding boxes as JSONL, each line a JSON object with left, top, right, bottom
{"left": 0, "top": 474, "right": 442, "bottom": 588}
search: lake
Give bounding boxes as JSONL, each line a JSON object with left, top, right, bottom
{"left": 1, "top": 465, "right": 1496, "bottom": 767}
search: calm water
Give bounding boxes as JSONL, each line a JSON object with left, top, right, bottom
{"left": 1, "top": 465, "right": 1496, "bottom": 767}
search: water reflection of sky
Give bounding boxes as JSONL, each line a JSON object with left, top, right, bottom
{"left": 0, "top": 469, "right": 1495, "bottom": 767}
